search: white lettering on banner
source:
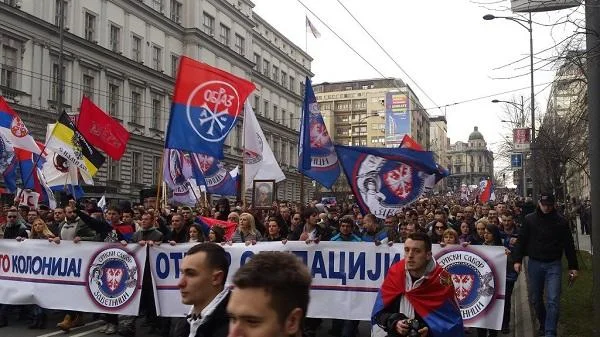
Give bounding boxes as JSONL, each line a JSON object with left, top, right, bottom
{"left": 0, "top": 240, "right": 146, "bottom": 316}
{"left": 148, "top": 242, "right": 506, "bottom": 330}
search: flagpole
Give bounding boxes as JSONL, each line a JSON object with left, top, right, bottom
{"left": 16, "top": 128, "right": 58, "bottom": 203}
{"left": 305, "top": 14, "right": 308, "bottom": 52}
{"left": 155, "top": 150, "right": 164, "bottom": 211}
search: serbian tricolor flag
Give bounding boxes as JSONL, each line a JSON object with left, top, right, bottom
{"left": 371, "top": 260, "right": 464, "bottom": 337}
{"left": 479, "top": 178, "right": 494, "bottom": 204}
{"left": 0, "top": 96, "right": 41, "bottom": 154}
{"left": 77, "top": 96, "right": 130, "bottom": 160}
{"left": 165, "top": 56, "right": 255, "bottom": 159}
{"left": 196, "top": 216, "right": 236, "bottom": 240}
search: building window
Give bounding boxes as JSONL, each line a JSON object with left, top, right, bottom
{"left": 110, "top": 24, "right": 121, "bottom": 52}
{"left": 152, "top": 155, "right": 161, "bottom": 185}
{"left": 84, "top": 12, "right": 96, "bottom": 42}
{"left": 263, "top": 100, "right": 269, "bottom": 118}
{"left": 82, "top": 74, "right": 94, "bottom": 99}
{"left": 253, "top": 95, "right": 260, "bottom": 113}
{"left": 107, "top": 157, "right": 120, "bottom": 181}
{"left": 253, "top": 53, "right": 261, "bottom": 71}
{"left": 131, "top": 88, "right": 142, "bottom": 124}
{"left": 152, "top": 45, "right": 162, "bottom": 71}
{"left": 219, "top": 24, "right": 230, "bottom": 46}
{"left": 50, "top": 63, "right": 65, "bottom": 101}
{"left": 273, "top": 105, "right": 278, "bottom": 123}
{"left": 289, "top": 76, "right": 295, "bottom": 92}
{"left": 202, "top": 12, "right": 214, "bottom": 36}
{"left": 108, "top": 83, "right": 120, "bottom": 117}
{"left": 1, "top": 46, "right": 17, "bottom": 89}
{"left": 131, "top": 152, "right": 142, "bottom": 184}
{"left": 170, "top": 0, "right": 182, "bottom": 23}
{"left": 151, "top": 93, "right": 162, "bottom": 129}
{"left": 171, "top": 54, "right": 179, "bottom": 77}
{"left": 234, "top": 34, "right": 245, "bottom": 55}
{"left": 273, "top": 138, "right": 280, "bottom": 160}
{"left": 235, "top": 124, "right": 242, "bottom": 149}
{"left": 272, "top": 65, "right": 279, "bottom": 82}
{"left": 263, "top": 60, "right": 270, "bottom": 77}
{"left": 290, "top": 111, "right": 294, "bottom": 128}
{"left": 281, "top": 71, "right": 287, "bottom": 87}
{"left": 132, "top": 35, "right": 142, "bottom": 62}
{"left": 152, "top": 0, "right": 164, "bottom": 13}
{"left": 54, "top": 0, "right": 68, "bottom": 27}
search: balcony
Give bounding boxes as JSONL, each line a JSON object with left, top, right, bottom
{"left": 0, "top": 85, "right": 23, "bottom": 101}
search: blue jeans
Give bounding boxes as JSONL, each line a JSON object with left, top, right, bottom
{"left": 527, "top": 259, "right": 562, "bottom": 337}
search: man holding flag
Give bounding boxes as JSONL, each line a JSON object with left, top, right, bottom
{"left": 372, "top": 232, "right": 464, "bottom": 337}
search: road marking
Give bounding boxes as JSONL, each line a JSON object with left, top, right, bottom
{"left": 69, "top": 326, "right": 104, "bottom": 337}
{"left": 36, "top": 320, "right": 103, "bottom": 337}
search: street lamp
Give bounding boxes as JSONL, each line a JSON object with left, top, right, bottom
{"left": 485, "top": 13, "right": 537, "bottom": 199}
{"left": 492, "top": 96, "right": 525, "bottom": 128}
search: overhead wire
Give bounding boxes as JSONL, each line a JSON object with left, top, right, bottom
{"left": 334, "top": 0, "right": 441, "bottom": 112}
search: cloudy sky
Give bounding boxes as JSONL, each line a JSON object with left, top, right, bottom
{"left": 254, "top": 0, "right": 584, "bottom": 173}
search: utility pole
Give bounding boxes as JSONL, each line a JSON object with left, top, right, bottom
{"left": 585, "top": 1, "right": 600, "bottom": 335}
{"left": 57, "top": 0, "right": 65, "bottom": 117}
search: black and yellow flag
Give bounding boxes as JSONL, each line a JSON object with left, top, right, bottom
{"left": 46, "top": 113, "right": 105, "bottom": 177}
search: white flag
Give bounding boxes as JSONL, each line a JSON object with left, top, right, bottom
{"left": 42, "top": 124, "right": 87, "bottom": 187}
{"left": 243, "top": 101, "right": 285, "bottom": 191}
{"left": 306, "top": 16, "right": 321, "bottom": 38}
{"left": 97, "top": 195, "right": 106, "bottom": 210}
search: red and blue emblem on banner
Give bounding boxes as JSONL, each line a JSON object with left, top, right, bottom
{"left": 165, "top": 57, "right": 255, "bottom": 159}
{"left": 299, "top": 77, "right": 340, "bottom": 189}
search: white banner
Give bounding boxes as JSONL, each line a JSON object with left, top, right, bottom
{"left": 0, "top": 240, "right": 147, "bottom": 315}
{"left": 149, "top": 242, "right": 506, "bottom": 329}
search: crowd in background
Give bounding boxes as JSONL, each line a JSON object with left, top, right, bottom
{"left": 0, "top": 193, "right": 574, "bottom": 337}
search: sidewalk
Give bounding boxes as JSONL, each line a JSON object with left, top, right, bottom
{"left": 510, "top": 224, "right": 591, "bottom": 337}
{"left": 510, "top": 258, "right": 536, "bottom": 337}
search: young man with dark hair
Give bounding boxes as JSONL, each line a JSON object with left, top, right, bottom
{"left": 176, "top": 243, "right": 231, "bottom": 337}
{"left": 372, "top": 232, "right": 463, "bottom": 337}
{"left": 227, "top": 252, "right": 312, "bottom": 337}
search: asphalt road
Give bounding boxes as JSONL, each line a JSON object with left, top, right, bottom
{"left": 0, "top": 311, "right": 372, "bottom": 337}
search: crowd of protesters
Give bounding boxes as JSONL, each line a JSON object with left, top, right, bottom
{"left": 0, "top": 191, "right": 579, "bottom": 337}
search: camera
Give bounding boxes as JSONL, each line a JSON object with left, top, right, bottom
{"left": 406, "top": 319, "right": 422, "bottom": 337}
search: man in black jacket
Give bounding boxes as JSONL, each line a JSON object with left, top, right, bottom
{"left": 0, "top": 209, "right": 28, "bottom": 327}
{"left": 513, "top": 193, "right": 579, "bottom": 337}
{"left": 175, "top": 242, "right": 231, "bottom": 337}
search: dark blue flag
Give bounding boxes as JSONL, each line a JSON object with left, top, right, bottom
{"left": 298, "top": 77, "right": 340, "bottom": 189}
{"left": 334, "top": 145, "right": 439, "bottom": 219}
{"left": 190, "top": 152, "right": 238, "bottom": 197}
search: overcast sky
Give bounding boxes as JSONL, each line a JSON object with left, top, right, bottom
{"left": 254, "top": 0, "right": 584, "bottom": 174}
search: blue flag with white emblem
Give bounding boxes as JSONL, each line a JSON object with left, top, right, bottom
{"left": 165, "top": 57, "right": 255, "bottom": 159}
{"left": 298, "top": 77, "right": 340, "bottom": 189}
{"left": 334, "top": 145, "right": 440, "bottom": 219}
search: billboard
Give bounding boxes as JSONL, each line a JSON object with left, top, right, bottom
{"left": 511, "top": 0, "right": 579, "bottom": 12}
{"left": 384, "top": 92, "right": 410, "bottom": 146}
{"left": 513, "top": 128, "right": 531, "bottom": 151}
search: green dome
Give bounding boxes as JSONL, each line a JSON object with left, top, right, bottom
{"left": 468, "top": 126, "right": 484, "bottom": 141}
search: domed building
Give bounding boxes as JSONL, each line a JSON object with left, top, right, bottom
{"left": 446, "top": 126, "right": 494, "bottom": 189}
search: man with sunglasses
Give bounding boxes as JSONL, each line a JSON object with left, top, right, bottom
{"left": 0, "top": 209, "right": 29, "bottom": 328}
{"left": 1, "top": 208, "right": 28, "bottom": 240}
